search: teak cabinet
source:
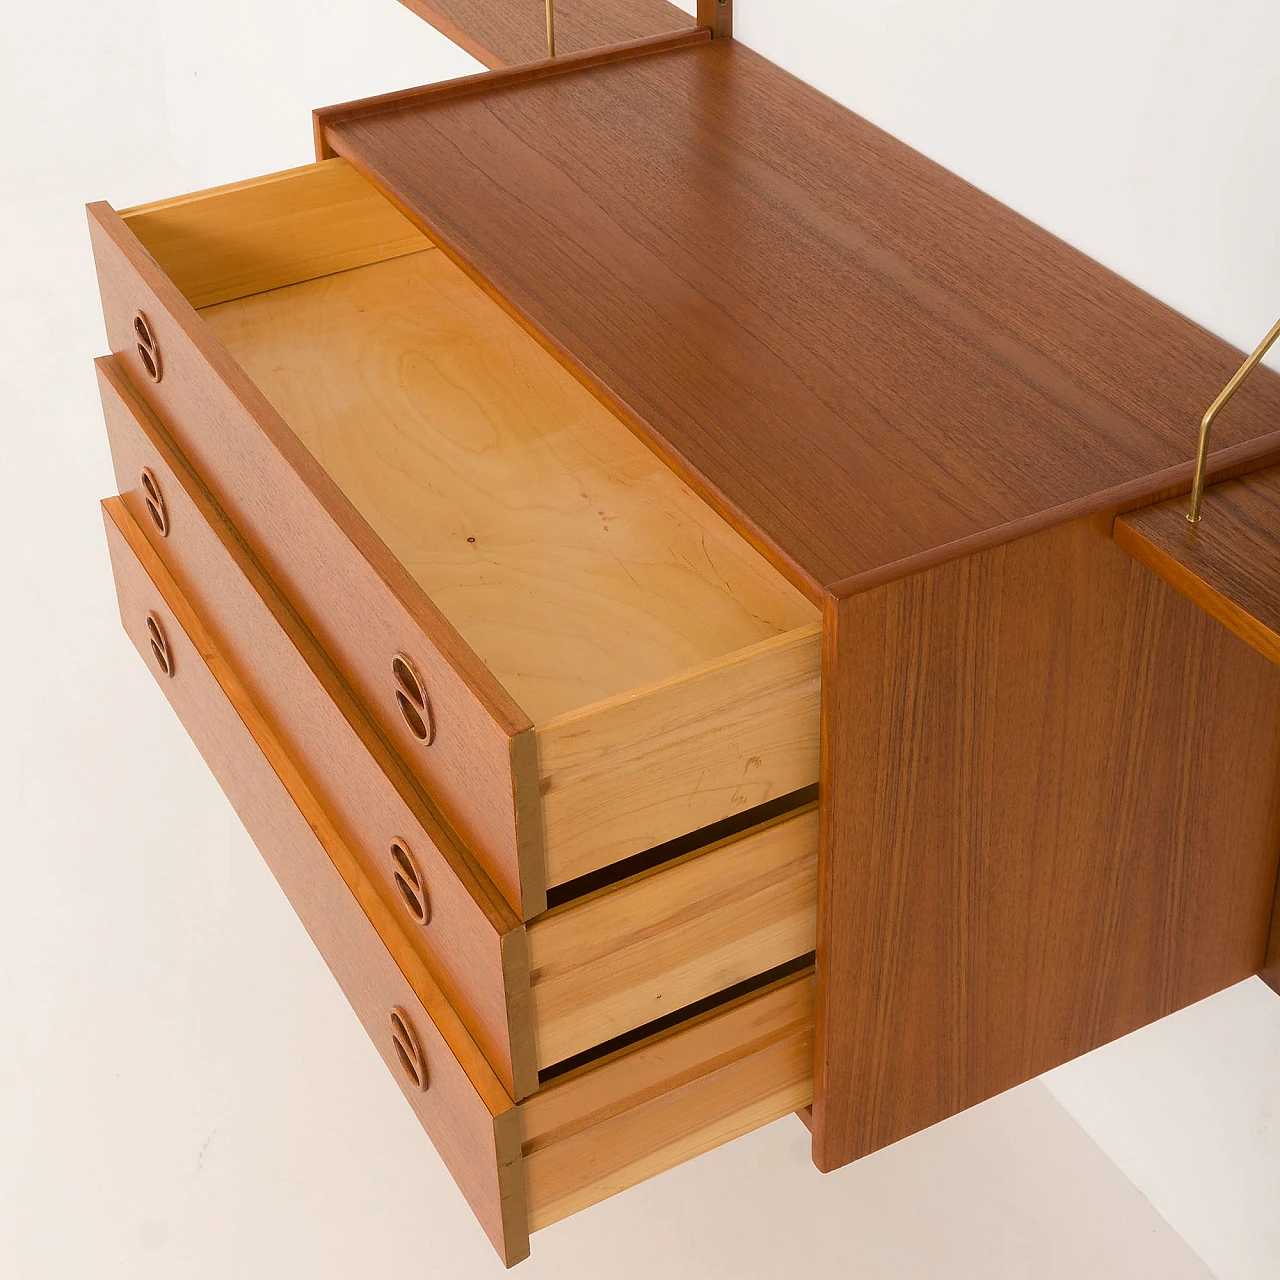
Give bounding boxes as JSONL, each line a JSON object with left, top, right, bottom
{"left": 89, "top": 15, "right": 1280, "bottom": 1268}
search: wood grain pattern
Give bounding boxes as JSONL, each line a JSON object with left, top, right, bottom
{"left": 195, "top": 243, "right": 819, "bottom": 886}
{"left": 120, "top": 158, "right": 429, "bottom": 309}
{"left": 815, "top": 511, "right": 1280, "bottom": 1169}
{"left": 314, "top": 29, "right": 708, "bottom": 159}
{"left": 394, "top": 0, "right": 696, "bottom": 68}
{"left": 520, "top": 969, "right": 813, "bottom": 1231}
{"left": 100, "top": 355, "right": 814, "bottom": 1090}
{"left": 322, "top": 38, "right": 1280, "bottom": 600}
{"left": 102, "top": 497, "right": 530, "bottom": 1265}
{"left": 538, "top": 622, "right": 820, "bottom": 886}
{"left": 97, "top": 356, "right": 538, "bottom": 1099}
{"left": 1114, "top": 476, "right": 1280, "bottom": 999}
{"left": 1115, "top": 466, "right": 1280, "bottom": 668}
{"left": 527, "top": 806, "right": 816, "bottom": 1067}
{"left": 87, "top": 199, "right": 545, "bottom": 918}
{"left": 199, "top": 249, "right": 816, "bottom": 726}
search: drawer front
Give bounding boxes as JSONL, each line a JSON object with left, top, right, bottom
{"left": 102, "top": 497, "right": 530, "bottom": 1266}
{"left": 97, "top": 359, "right": 537, "bottom": 1101}
{"left": 104, "top": 493, "right": 816, "bottom": 1262}
{"left": 88, "top": 196, "right": 542, "bottom": 917}
{"left": 100, "top": 348, "right": 815, "bottom": 1086}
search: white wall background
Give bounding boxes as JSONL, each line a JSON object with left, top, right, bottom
{"left": 732, "top": 0, "right": 1280, "bottom": 366}
{"left": 0, "top": 1, "right": 1277, "bottom": 1277}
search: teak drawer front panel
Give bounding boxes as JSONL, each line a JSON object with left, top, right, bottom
{"left": 86, "top": 170, "right": 537, "bottom": 916}
{"left": 99, "top": 356, "right": 817, "bottom": 1081}
{"left": 87, "top": 159, "right": 822, "bottom": 918}
{"left": 103, "top": 494, "right": 815, "bottom": 1265}
{"left": 101, "top": 497, "right": 529, "bottom": 1266}
{"left": 96, "top": 359, "right": 536, "bottom": 1100}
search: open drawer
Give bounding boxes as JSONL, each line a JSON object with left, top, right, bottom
{"left": 102, "top": 493, "right": 815, "bottom": 1267}
{"left": 87, "top": 157, "right": 822, "bottom": 918}
{"left": 99, "top": 365, "right": 818, "bottom": 1098}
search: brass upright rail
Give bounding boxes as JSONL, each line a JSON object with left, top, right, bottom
{"left": 1188, "top": 315, "right": 1280, "bottom": 523}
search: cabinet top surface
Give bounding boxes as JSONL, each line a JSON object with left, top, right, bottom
{"left": 322, "top": 38, "right": 1280, "bottom": 597}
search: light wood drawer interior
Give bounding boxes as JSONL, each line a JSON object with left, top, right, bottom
{"left": 104, "top": 494, "right": 814, "bottom": 1264}
{"left": 113, "top": 157, "right": 822, "bottom": 898}
{"left": 522, "top": 968, "right": 813, "bottom": 1232}
{"left": 528, "top": 804, "right": 817, "bottom": 1069}
{"left": 103, "top": 388, "right": 818, "bottom": 1083}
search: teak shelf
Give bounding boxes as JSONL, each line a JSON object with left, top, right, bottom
{"left": 89, "top": 8, "right": 1280, "bottom": 1266}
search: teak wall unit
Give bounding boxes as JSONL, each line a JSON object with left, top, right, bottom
{"left": 89, "top": 7, "right": 1280, "bottom": 1265}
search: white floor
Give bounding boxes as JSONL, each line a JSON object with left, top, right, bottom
{"left": 1, "top": 2, "right": 1276, "bottom": 1276}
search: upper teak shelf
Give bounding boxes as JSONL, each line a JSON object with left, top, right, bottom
{"left": 315, "top": 36, "right": 1280, "bottom": 602}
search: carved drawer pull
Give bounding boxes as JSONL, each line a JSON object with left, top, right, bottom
{"left": 133, "top": 311, "right": 162, "bottom": 384}
{"left": 392, "top": 653, "right": 435, "bottom": 744}
{"left": 140, "top": 467, "right": 170, "bottom": 536}
{"left": 390, "top": 840, "right": 431, "bottom": 925}
{"left": 146, "top": 612, "right": 174, "bottom": 678}
{"left": 390, "top": 1007, "right": 428, "bottom": 1091}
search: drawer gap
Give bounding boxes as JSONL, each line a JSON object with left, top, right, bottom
{"left": 536, "top": 951, "right": 815, "bottom": 1086}
{"left": 542, "top": 784, "right": 818, "bottom": 911}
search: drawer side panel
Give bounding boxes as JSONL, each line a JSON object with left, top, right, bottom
{"left": 537, "top": 624, "right": 821, "bottom": 886}
{"left": 528, "top": 807, "right": 817, "bottom": 1067}
{"left": 520, "top": 972, "right": 814, "bottom": 1232}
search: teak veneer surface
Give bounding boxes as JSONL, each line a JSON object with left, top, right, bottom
{"left": 817, "top": 511, "right": 1280, "bottom": 1166}
{"left": 200, "top": 248, "right": 816, "bottom": 724}
{"left": 320, "top": 39, "right": 1280, "bottom": 598}
{"left": 1115, "top": 467, "right": 1280, "bottom": 668}
{"left": 96, "top": 356, "right": 538, "bottom": 1099}
{"left": 1114, "top": 475, "right": 1280, "bottom": 1002}
{"left": 102, "top": 498, "right": 529, "bottom": 1264}
{"left": 396, "top": 0, "right": 695, "bottom": 69}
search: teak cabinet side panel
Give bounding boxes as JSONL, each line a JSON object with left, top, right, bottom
{"left": 815, "top": 511, "right": 1280, "bottom": 1169}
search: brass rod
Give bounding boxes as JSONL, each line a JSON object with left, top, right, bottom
{"left": 545, "top": 0, "right": 556, "bottom": 57}
{"left": 1187, "top": 313, "right": 1280, "bottom": 523}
